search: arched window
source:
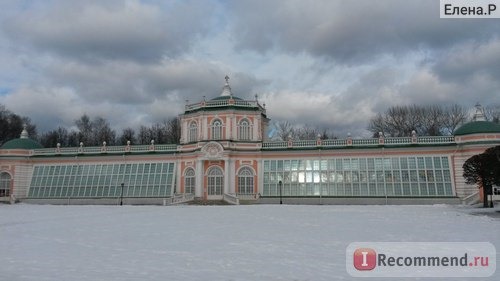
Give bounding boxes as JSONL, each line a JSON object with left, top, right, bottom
{"left": 238, "top": 119, "right": 252, "bottom": 140}
{"left": 238, "top": 167, "right": 254, "bottom": 194}
{"left": 207, "top": 166, "right": 223, "bottom": 195}
{"left": 0, "top": 172, "right": 11, "bottom": 197}
{"left": 211, "top": 119, "right": 223, "bottom": 140}
{"left": 189, "top": 121, "right": 198, "bottom": 143}
{"left": 184, "top": 168, "right": 195, "bottom": 194}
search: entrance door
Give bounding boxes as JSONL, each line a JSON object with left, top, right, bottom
{"left": 207, "top": 166, "right": 223, "bottom": 198}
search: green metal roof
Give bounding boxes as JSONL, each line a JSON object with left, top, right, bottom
{"left": 210, "top": 95, "right": 244, "bottom": 101}
{"left": 1, "top": 138, "right": 44, "bottom": 150}
{"left": 454, "top": 121, "right": 500, "bottom": 136}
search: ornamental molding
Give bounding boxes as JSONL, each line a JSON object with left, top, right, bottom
{"left": 201, "top": 141, "right": 224, "bottom": 159}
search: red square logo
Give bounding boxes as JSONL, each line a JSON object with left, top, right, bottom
{"left": 353, "top": 248, "right": 376, "bottom": 270}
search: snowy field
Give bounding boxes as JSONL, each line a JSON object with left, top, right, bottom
{"left": 1, "top": 204, "right": 499, "bottom": 281}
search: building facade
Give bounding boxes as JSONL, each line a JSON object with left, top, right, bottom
{"left": 1, "top": 78, "right": 500, "bottom": 205}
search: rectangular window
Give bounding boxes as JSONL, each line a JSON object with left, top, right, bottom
{"left": 261, "top": 156, "right": 454, "bottom": 198}
{"left": 400, "top": 157, "right": 408, "bottom": 169}
{"left": 29, "top": 162, "right": 176, "bottom": 199}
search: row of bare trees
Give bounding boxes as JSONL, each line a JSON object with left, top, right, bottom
{"left": 39, "top": 115, "right": 180, "bottom": 148}
{"left": 0, "top": 104, "right": 37, "bottom": 145}
{"left": 368, "top": 104, "right": 472, "bottom": 137}
{"left": 276, "top": 104, "right": 499, "bottom": 140}
{"left": 2, "top": 102, "right": 499, "bottom": 147}
{"left": 272, "top": 121, "right": 336, "bottom": 141}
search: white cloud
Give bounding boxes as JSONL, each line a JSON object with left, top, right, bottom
{"left": 228, "top": 0, "right": 498, "bottom": 63}
{"left": 4, "top": 0, "right": 214, "bottom": 62}
{"left": 0, "top": 0, "right": 499, "bottom": 139}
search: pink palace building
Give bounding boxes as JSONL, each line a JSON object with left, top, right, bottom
{"left": 1, "top": 77, "right": 500, "bottom": 205}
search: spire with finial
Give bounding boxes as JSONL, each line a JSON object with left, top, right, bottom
{"left": 20, "top": 124, "right": 29, "bottom": 139}
{"left": 220, "top": 75, "right": 232, "bottom": 97}
{"left": 472, "top": 102, "right": 486, "bottom": 121}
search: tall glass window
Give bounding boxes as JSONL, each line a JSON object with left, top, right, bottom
{"left": 189, "top": 121, "right": 198, "bottom": 142}
{"left": 0, "top": 172, "right": 11, "bottom": 197}
{"left": 28, "top": 162, "right": 176, "bottom": 198}
{"left": 238, "top": 167, "right": 254, "bottom": 194}
{"left": 207, "top": 166, "right": 223, "bottom": 195}
{"left": 211, "top": 119, "right": 223, "bottom": 140}
{"left": 184, "top": 168, "right": 195, "bottom": 194}
{"left": 262, "top": 156, "right": 453, "bottom": 197}
{"left": 238, "top": 119, "right": 252, "bottom": 140}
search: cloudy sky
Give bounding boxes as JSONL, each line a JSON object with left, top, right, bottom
{"left": 0, "top": 0, "right": 499, "bottom": 137}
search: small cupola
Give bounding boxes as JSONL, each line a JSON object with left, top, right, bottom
{"left": 454, "top": 103, "right": 500, "bottom": 136}
{"left": 0, "top": 125, "right": 44, "bottom": 150}
{"left": 220, "top": 75, "right": 233, "bottom": 97}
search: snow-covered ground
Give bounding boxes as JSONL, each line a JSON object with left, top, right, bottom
{"left": 1, "top": 204, "right": 499, "bottom": 281}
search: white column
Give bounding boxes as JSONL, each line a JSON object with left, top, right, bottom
{"left": 224, "top": 159, "right": 229, "bottom": 194}
{"left": 196, "top": 159, "right": 203, "bottom": 198}
{"left": 203, "top": 116, "right": 208, "bottom": 140}
{"left": 175, "top": 158, "right": 181, "bottom": 195}
{"left": 228, "top": 158, "right": 235, "bottom": 194}
{"left": 197, "top": 116, "right": 202, "bottom": 141}
{"left": 225, "top": 116, "right": 231, "bottom": 140}
{"left": 233, "top": 115, "right": 237, "bottom": 140}
{"left": 181, "top": 119, "right": 187, "bottom": 144}
{"left": 253, "top": 116, "right": 260, "bottom": 141}
{"left": 257, "top": 159, "right": 263, "bottom": 195}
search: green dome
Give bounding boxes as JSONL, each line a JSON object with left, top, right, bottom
{"left": 1, "top": 138, "right": 43, "bottom": 150}
{"left": 1, "top": 127, "right": 43, "bottom": 150}
{"left": 454, "top": 121, "right": 500, "bottom": 136}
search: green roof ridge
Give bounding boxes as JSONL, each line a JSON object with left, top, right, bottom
{"left": 454, "top": 120, "right": 500, "bottom": 136}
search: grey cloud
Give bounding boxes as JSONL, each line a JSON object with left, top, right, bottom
{"left": 4, "top": 0, "right": 213, "bottom": 62}
{"left": 228, "top": 0, "right": 499, "bottom": 63}
{"left": 3, "top": 58, "right": 267, "bottom": 132}
{"left": 432, "top": 39, "right": 500, "bottom": 83}
{"left": 45, "top": 59, "right": 264, "bottom": 106}
{"left": 2, "top": 0, "right": 499, "bottom": 137}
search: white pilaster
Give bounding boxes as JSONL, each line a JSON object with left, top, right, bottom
{"left": 257, "top": 159, "right": 263, "bottom": 195}
{"left": 232, "top": 115, "right": 237, "bottom": 140}
{"left": 253, "top": 116, "right": 260, "bottom": 141}
{"left": 203, "top": 115, "right": 208, "bottom": 140}
{"left": 196, "top": 159, "right": 203, "bottom": 198}
{"left": 175, "top": 158, "right": 181, "bottom": 195}
{"left": 225, "top": 116, "right": 231, "bottom": 140}
{"left": 229, "top": 158, "right": 235, "bottom": 194}
{"left": 224, "top": 159, "right": 229, "bottom": 194}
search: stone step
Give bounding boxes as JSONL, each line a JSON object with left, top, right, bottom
{"left": 187, "top": 199, "right": 232, "bottom": 206}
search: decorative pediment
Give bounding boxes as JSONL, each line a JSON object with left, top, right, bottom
{"left": 201, "top": 141, "right": 224, "bottom": 159}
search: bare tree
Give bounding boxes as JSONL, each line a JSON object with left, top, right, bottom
{"left": 164, "top": 117, "right": 180, "bottom": 144}
{"left": 421, "top": 105, "right": 445, "bottom": 136}
{"left": 39, "top": 127, "right": 69, "bottom": 148}
{"left": 92, "top": 117, "right": 116, "bottom": 145}
{"left": 484, "top": 104, "right": 500, "bottom": 123}
{"left": 319, "top": 128, "right": 336, "bottom": 140}
{"left": 0, "top": 104, "right": 37, "bottom": 144}
{"left": 118, "top": 128, "right": 136, "bottom": 145}
{"left": 75, "top": 114, "right": 93, "bottom": 145}
{"left": 368, "top": 104, "right": 470, "bottom": 137}
{"left": 368, "top": 113, "right": 386, "bottom": 137}
{"left": 149, "top": 123, "right": 166, "bottom": 144}
{"left": 137, "top": 125, "right": 151, "bottom": 145}
{"left": 74, "top": 115, "right": 116, "bottom": 146}
{"left": 443, "top": 104, "right": 468, "bottom": 135}
{"left": 295, "top": 124, "right": 320, "bottom": 140}
{"left": 276, "top": 121, "right": 295, "bottom": 140}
